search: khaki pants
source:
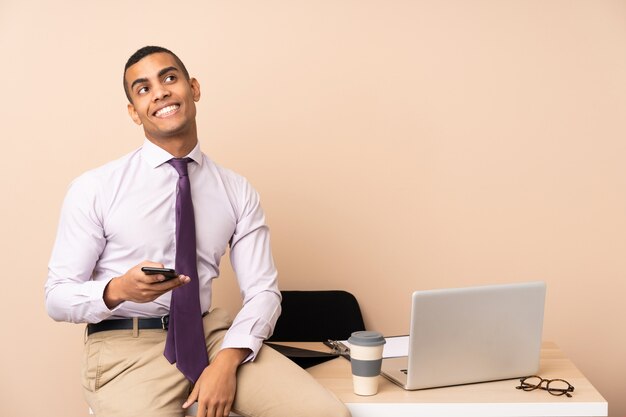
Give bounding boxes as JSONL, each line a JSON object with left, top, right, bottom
{"left": 82, "top": 308, "right": 350, "bottom": 417}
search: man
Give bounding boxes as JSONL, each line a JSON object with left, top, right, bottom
{"left": 45, "top": 46, "right": 350, "bottom": 417}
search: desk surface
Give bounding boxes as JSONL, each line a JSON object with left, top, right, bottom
{"left": 278, "top": 341, "right": 607, "bottom": 417}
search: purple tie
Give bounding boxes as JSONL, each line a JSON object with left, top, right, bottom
{"left": 164, "top": 158, "right": 209, "bottom": 382}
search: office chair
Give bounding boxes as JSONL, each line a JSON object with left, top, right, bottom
{"left": 268, "top": 290, "right": 366, "bottom": 342}
{"left": 266, "top": 290, "right": 365, "bottom": 368}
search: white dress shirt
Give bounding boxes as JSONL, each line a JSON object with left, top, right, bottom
{"left": 45, "top": 139, "right": 281, "bottom": 359}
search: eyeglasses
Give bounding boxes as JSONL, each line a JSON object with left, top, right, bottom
{"left": 516, "top": 375, "right": 575, "bottom": 397}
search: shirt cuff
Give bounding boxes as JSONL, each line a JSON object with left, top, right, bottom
{"left": 220, "top": 332, "right": 264, "bottom": 363}
{"left": 87, "top": 279, "right": 122, "bottom": 323}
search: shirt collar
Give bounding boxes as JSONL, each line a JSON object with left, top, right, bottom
{"left": 141, "top": 139, "right": 204, "bottom": 169}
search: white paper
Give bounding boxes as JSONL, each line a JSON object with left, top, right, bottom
{"left": 381, "top": 335, "right": 409, "bottom": 358}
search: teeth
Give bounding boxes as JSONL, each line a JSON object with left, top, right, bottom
{"left": 155, "top": 105, "right": 179, "bottom": 117}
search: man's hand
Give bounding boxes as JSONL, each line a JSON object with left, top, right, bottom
{"left": 183, "top": 348, "right": 251, "bottom": 417}
{"left": 103, "top": 261, "right": 191, "bottom": 309}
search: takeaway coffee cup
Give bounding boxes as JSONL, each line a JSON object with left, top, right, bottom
{"left": 348, "top": 331, "right": 386, "bottom": 396}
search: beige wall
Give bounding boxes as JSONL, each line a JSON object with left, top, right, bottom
{"left": 2, "top": 0, "right": 625, "bottom": 415}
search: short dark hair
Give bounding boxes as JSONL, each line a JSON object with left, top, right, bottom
{"left": 123, "top": 45, "right": 190, "bottom": 102}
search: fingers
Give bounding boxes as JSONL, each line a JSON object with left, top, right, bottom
{"left": 183, "top": 383, "right": 234, "bottom": 417}
{"left": 118, "top": 261, "right": 191, "bottom": 304}
{"left": 138, "top": 275, "right": 190, "bottom": 304}
{"left": 207, "top": 393, "right": 235, "bottom": 417}
{"left": 136, "top": 261, "right": 190, "bottom": 285}
{"left": 136, "top": 261, "right": 165, "bottom": 283}
{"left": 183, "top": 388, "right": 232, "bottom": 417}
{"left": 222, "top": 402, "right": 232, "bottom": 417}
{"left": 183, "top": 386, "right": 200, "bottom": 413}
{"left": 151, "top": 274, "right": 191, "bottom": 288}
{"left": 188, "top": 401, "right": 231, "bottom": 417}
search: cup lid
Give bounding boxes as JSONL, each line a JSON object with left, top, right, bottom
{"left": 348, "top": 331, "right": 386, "bottom": 346}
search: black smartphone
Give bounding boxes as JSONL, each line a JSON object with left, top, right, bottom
{"left": 141, "top": 267, "right": 178, "bottom": 281}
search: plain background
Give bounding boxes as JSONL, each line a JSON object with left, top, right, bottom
{"left": 1, "top": 0, "right": 625, "bottom": 416}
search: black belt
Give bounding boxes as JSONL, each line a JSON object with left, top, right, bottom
{"left": 87, "top": 312, "right": 210, "bottom": 336}
{"left": 87, "top": 316, "right": 170, "bottom": 336}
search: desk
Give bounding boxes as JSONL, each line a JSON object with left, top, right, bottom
{"left": 280, "top": 341, "right": 607, "bottom": 417}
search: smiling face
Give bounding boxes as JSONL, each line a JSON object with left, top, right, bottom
{"left": 125, "top": 52, "right": 201, "bottom": 147}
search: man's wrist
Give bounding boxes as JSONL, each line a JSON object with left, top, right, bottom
{"left": 103, "top": 277, "right": 125, "bottom": 309}
{"left": 214, "top": 348, "right": 251, "bottom": 369}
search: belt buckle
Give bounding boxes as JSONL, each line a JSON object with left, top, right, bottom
{"left": 161, "top": 315, "right": 169, "bottom": 330}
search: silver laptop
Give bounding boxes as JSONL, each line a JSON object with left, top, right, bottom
{"left": 381, "top": 281, "right": 546, "bottom": 390}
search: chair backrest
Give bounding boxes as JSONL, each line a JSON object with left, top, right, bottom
{"left": 268, "top": 290, "right": 365, "bottom": 342}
